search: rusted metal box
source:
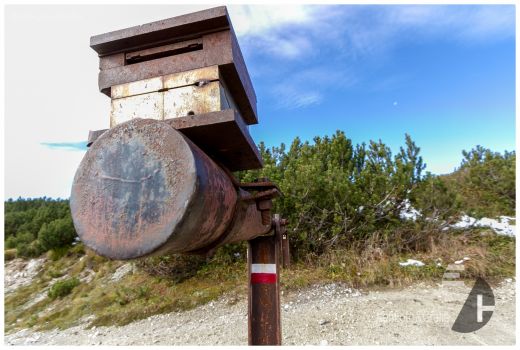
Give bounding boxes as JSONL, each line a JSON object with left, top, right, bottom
{"left": 90, "top": 6, "right": 257, "bottom": 125}
{"left": 89, "top": 6, "right": 262, "bottom": 171}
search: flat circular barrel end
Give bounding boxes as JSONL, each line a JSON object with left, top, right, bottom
{"left": 70, "top": 119, "right": 197, "bottom": 260}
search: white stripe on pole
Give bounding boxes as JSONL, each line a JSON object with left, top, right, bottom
{"left": 251, "top": 264, "right": 277, "bottom": 274}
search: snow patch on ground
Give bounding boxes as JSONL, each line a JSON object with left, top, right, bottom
{"left": 453, "top": 257, "right": 470, "bottom": 265}
{"left": 451, "top": 215, "right": 516, "bottom": 237}
{"left": 399, "top": 259, "right": 425, "bottom": 267}
{"left": 399, "top": 200, "right": 421, "bottom": 221}
{"left": 397, "top": 200, "right": 515, "bottom": 237}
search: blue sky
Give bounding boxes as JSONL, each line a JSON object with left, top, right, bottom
{"left": 232, "top": 5, "right": 516, "bottom": 174}
{"left": 4, "top": 5, "right": 516, "bottom": 199}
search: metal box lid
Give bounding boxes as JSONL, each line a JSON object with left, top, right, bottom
{"left": 90, "top": 6, "right": 258, "bottom": 125}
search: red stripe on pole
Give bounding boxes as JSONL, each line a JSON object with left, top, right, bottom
{"left": 251, "top": 272, "right": 277, "bottom": 284}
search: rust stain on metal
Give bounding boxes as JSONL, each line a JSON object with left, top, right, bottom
{"left": 70, "top": 119, "right": 237, "bottom": 259}
{"left": 71, "top": 119, "right": 279, "bottom": 259}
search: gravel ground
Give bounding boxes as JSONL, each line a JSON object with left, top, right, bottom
{"left": 4, "top": 278, "right": 515, "bottom": 346}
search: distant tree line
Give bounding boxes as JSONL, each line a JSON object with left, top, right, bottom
{"left": 4, "top": 132, "right": 515, "bottom": 259}
{"left": 4, "top": 197, "right": 76, "bottom": 257}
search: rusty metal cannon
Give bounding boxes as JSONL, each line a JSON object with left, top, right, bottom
{"left": 70, "top": 118, "right": 280, "bottom": 260}
{"left": 71, "top": 6, "right": 287, "bottom": 345}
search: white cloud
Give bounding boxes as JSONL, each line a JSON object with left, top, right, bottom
{"left": 243, "top": 32, "right": 313, "bottom": 60}
{"left": 230, "top": 5, "right": 515, "bottom": 61}
{"left": 229, "top": 5, "right": 336, "bottom": 60}
{"left": 228, "top": 5, "right": 314, "bottom": 37}
{"left": 272, "top": 84, "right": 323, "bottom": 110}
{"left": 270, "top": 66, "right": 356, "bottom": 110}
{"left": 228, "top": 5, "right": 514, "bottom": 111}
{"left": 456, "top": 6, "right": 515, "bottom": 41}
{"left": 386, "top": 5, "right": 514, "bottom": 42}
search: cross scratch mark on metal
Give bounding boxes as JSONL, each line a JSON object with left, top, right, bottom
{"left": 99, "top": 168, "right": 160, "bottom": 183}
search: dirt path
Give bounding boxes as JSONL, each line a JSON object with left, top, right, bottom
{"left": 4, "top": 279, "right": 515, "bottom": 346}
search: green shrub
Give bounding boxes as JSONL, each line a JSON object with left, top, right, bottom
{"left": 38, "top": 217, "right": 76, "bottom": 251}
{"left": 48, "top": 277, "right": 80, "bottom": 300}
{"left": 47, "top": 246, "right": 71, "bottom": 261}
{"left": 9, "top": 231, "right": 34, "bottom": 247}
{"left": 6, "top": 231, "right": 45, "bottom": 258}
{"left": 69, "top": 243, "right": 86, "bottom": 256}
{"left": 456, "top": 146, "right": 515, "bottom": 217}
{"left": 16, "top": 240, "right": 45, "bottom": 258}
{"left": 48, "top": 269, "right": 65, "bottom": 279}
{"left": 237, "top": 135, "right": 514, "bottom": 260}
{"left": 5, "top": 235, "right": 18, "bottom": 249}
{"left": 238, "top": 133, "right": 426, "bottom": 257}
{"left": 412, "top": 173, "right": 459, "bottom": 220}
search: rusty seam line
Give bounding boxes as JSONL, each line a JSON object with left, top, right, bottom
{"left": 111, "top": 78, "right": 220, "bottom": 100}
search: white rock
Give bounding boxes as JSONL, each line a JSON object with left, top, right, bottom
{"left": 110, "top": 263, "right": 134, "bottom": 282}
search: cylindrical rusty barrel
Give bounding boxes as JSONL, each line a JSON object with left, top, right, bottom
{"left": 70, "top": 118, "right": 239, "bottom": 260}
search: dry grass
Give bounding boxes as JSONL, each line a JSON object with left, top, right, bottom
{"left": 281, "top": 227, "right": 515, "bottom": 290}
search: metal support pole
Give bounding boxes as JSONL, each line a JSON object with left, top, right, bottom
{"left": 248, "top": 228, "right": 281, "bottom": 345}
{"left": 276, "top": 217, "right": 290, "bottom": 269}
